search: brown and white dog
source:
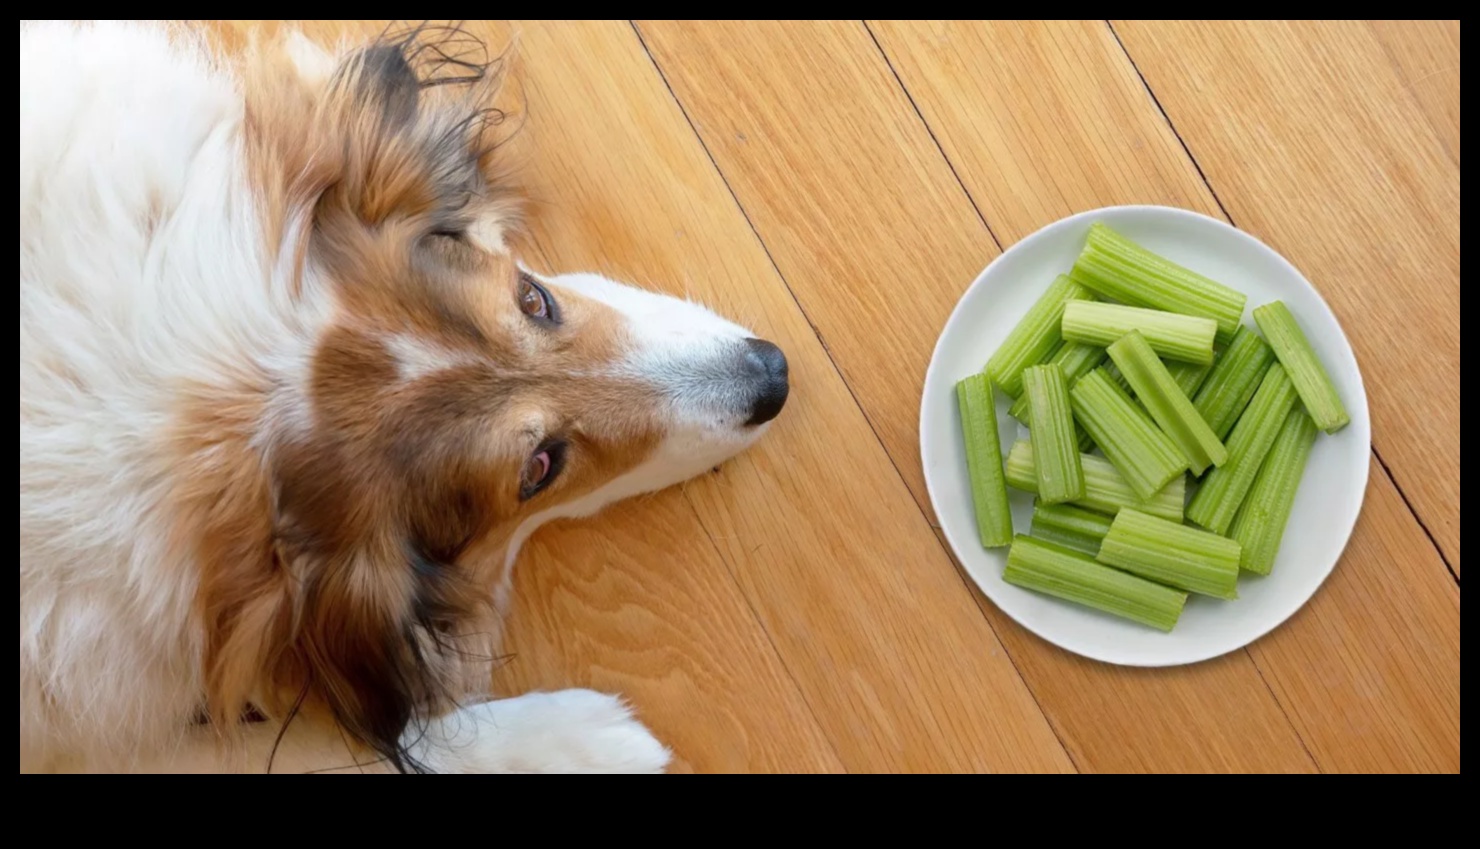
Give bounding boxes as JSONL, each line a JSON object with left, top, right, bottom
{"left": 19, "top": 21, "right": 788, "bottom": 773}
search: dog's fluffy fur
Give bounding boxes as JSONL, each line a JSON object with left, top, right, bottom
{"left": 20, "top": 21, "right": 786, "bottom": 773}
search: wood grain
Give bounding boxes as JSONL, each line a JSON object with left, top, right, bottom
{"left": 1369, "top": 20, "right": 1461, "bottom": 165}
{"left": 492, "top": 496, "right": 846, "bottom": 774}
{"left": 876, "top": 19, "right": 1459, "bottom": 771}
{"left": 1246, "top": 471, "right": 1460, "bottom": 772}
{"left": 641, "top": 18, "right": 1317, "bottom": 774}
{"left": 1114, "top": 20, "right": 1461, "bottom": 572}
{"left": 872, "top": 21, "right": 1226, "bottom": 242}
{"left": 486, "top": 20, "right": 1072, "bottom": 772}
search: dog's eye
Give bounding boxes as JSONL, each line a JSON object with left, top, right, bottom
{"left": 517, "top": 273, "right": 560, "bottom": 324}
{"left": 519, "top": 441, "right": 566, "bottom": 500}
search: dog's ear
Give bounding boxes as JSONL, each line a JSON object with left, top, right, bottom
{"left": 189, "top": 424, "right": 476, "bottom": 772}
{"left": 239, "top": 24, "right": 524, "bottom": 274}
{"left": 255, "top": 433, "right": 483, "bottom": 773}
{"left": 315, "top": 24, "right": 524, "bottom": 245}
{"left": 354, "top": 43, "right": 422, "bottom": 129}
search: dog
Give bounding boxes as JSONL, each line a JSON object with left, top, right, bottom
{"left": 19, "top": 21, "right": 789, "bottom": 773}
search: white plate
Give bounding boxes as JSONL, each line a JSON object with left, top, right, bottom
{"left": 920, "top": 206, "right": 1370, "bottom": 666}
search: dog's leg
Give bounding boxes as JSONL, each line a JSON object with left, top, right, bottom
{"left": 127, "top": 689, "right": 668, "bottom": 773}
{"left": 406, "top": 689, "right": 671, "bottom": 774}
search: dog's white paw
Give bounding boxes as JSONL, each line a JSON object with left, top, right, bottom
{"left": 411, "top": 689, "right": 670, "bottom": 774}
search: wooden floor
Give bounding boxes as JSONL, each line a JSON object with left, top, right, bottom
{"left": 226, "top": 21, "right": 1460, "bottom": 773}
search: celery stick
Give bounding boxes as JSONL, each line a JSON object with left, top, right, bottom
{"left": 1005, "top": 440, "right": 1185, "bottom": 522}
{"left": 1069, "top": 369, "right": 1189, "bottom": 499}
{"left": 1167, "top": 358, "right": 1214, "bottom": 399}
{"left": 1108, "top": 331, "right": 1228, "bottom": 475}
{"left": 1072, "top": 222, "right": 1246, "bottom": 344}
{"left": 1009, "top": 343, "right": 1106, "bottom": 423}
{"left": 1030, "top": 502, "right": 1112, "bottom": 556}
{"left": 1055, "top": 342, "right": 1111, "bottom": 385}
{"left": 985, "top": 274, "right": 1095, "bottom": 397}
{"left": 1230, "top": 409, "right": 1319, "bottom": 575}
{"left": 1192, "top": 326, "right": 1275, "bottom": 441}
{"left": 1101, "top": 360, "right": 1132, "bottom": 393}
{"left": 1253, "top": 301, "right": 1350, "bottom": 433}
{"left": 1023, "top": 365, "right": 1084, "bottom": 504}
{"left": 1027, "top": 524, "right": 1099, "bottom": 558}
{"left": 1005, "top": 535, "right": 1187, "bottom": 632}
{"left": 956, "top": 374, "right": 1014, "bottom": 548}
{"left": 1097, "top": 508, "right": 1241, "bottom": 600}
{"left": 1186, "top": 364, "right": 1299, "bottom": 534}
{"left": 1062, "top": 301, "right": 1217, "bottom": 364}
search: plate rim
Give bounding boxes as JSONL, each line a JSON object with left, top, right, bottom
{"left": 919, "top": 204, "right": 1371, "bottom": 667}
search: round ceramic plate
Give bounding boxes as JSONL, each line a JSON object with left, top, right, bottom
{"left": 920, "top": 206, "right": 1370, "bottom": 666}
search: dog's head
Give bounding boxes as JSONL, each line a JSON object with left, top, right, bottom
{"left": 194, "top": 25, "right": 786, "bottom": 770}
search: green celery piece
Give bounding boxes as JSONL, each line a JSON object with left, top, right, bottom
{"left": 1101, "top": 360, "right": 1132, "bottom": 393}
{"left": 1069, "top": 368, "right": 1189, "bottom": 499}
{"left": 1005, "top": 535, "right": 1187, "bottom": 632}
{"left": 1027, "top": 525, "right": 1100, "bottom": 558}
{"left": 1167, "top": 358, "right": 1215, "bottom": 399}
{"left": 985, "top": 274, "right": 1095, "bottom": 397}
{"left": 1061, "top": 301, "right": 1217, "bottom": 365}
{"left": 1186, "top": 364, "right": 1299, "bottom": 534}
{"left": 1097, "top": 508, "right": 1242, "bottom": 600}
{"left": 1229, "top": 409, "right": 1319, "bottom": 575}
{"left": 1072, "top": 222, "right": 1246, "bottom": 344}
{"left": 1107, "top": 331, "right": 1228, "bottom": 475}
{"left": 1253, "top": 301, "right": 1350, "bottom": 433}
{"left": 1004, "top": 439, "right": 1185, "bottom": 522}
{"left": 1009, "top": 343, "right": 1106, "bottom": 423}
{"left": 1023, "top": 365, "right": 1085, "bottom": 504}
{"left": 1193, "top": 326, "right": 1276, "bottom": 441}
{"left": 956, "top": 373, "right": 1014, "bottom": 548}
{"left": 1030, "top": 501, "right": 1112, "bottom": 556}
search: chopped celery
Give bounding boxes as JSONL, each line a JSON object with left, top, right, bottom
{"left": 1253, "top": 301, "right": 1350, "bottom": 433}
{"left": 1072, "top": 222, "right": 1247, "bottom": 344}
{"left": 1030, "top": 502, "right": 1112, "bottom": 556}
{"left": 985, "top": 274, "right": 1095, "bottom": 397}
{"left": 1009, "top": 342, "right": 1106, "bottom": 423}
{"left": 1101, "top": 360, "right": 1132, "bottom": 393}
{"left": 1107, "top": 331, "right": 1227, "bottom": 475}
{"left": 1005, "top": 535, "right": 1187, "bottom": 632}
{"left": 1005, "top": 440, "right": 1185, "bottom": 523}
{"left": 1061, "top": 301, "right": 1217, "bottom": 365}
{"left": 1192, "top": 326, "right": 1275, "bottom": 441}
{"left": 1230, "top": 409, "right": 1319, "bottom": 575}
{"left": 1098, "top": 509, "right": 1242, "bottom": 600}
{"left": 1023, "top": 365, "right": 1084, "bottom": 504}
{"left": 1069, "top": 369, "right": 1189, "bottom": 499}
{"left": 1186, "top": 364, "right": 1299, "bottom": 534}
{"left": 1167, "top": 358, "right": 1214, "bottom": 399}
{"left": 1054, "top": 342, "right": 1111, "bottom": 385}
{"left": 956, "top": 373, "right": 1014, "bottom": 548}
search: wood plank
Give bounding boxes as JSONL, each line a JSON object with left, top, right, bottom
{"left": 873, "top": 21, "right": 1225, "bottom": 241}
{"left": 1369, "top": 21, "right": 1461, "bottom": 165}
{"left": 878, "top": 19, "right": 1459, "bottom": 772}
{"left": 1246, "top": 472, "right": 1460, "bottom": 772}
{"left": 215, "top": 19, "right": 842, "bottom": 774}
{"left": 1114, "top": 20, "right": 1461, "bottom": 572}
{"left": 494, "top": 20, "right": 1071, "bottom": 772}
{"left": 492, "top": 497, "right": 846, "bottom": 774}
{"left": 641, "top": 19, "right": 1314, "bottom": 773}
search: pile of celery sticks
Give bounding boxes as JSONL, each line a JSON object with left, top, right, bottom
{"left": 957, "top": 223, "right": 1349, "bottom": 632}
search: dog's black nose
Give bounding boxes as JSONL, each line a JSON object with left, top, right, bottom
{"left": 743, "top": 338, "right": 789, "bottom": 426}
